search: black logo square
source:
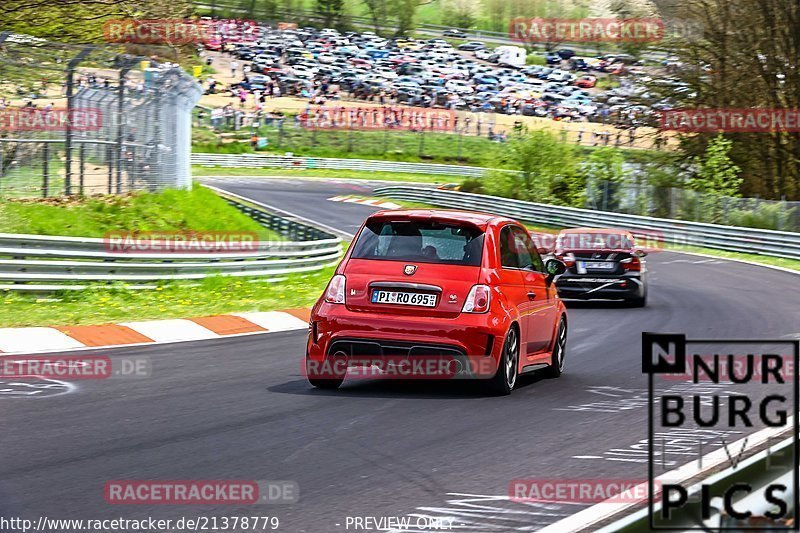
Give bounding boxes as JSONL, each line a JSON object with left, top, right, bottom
{"left": 643, "top": 332, "right": 687, "bottom": 374}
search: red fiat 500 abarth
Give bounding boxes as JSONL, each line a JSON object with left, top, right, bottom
{"left": 305, "top": 210, "right": 568, "bottom": 395}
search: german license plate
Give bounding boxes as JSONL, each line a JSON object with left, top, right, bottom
{"left": 372, "top": 290, "right": 437, "bottom": 307}
{"left": 583, "top": 261, "right": 615, "bottom": 270}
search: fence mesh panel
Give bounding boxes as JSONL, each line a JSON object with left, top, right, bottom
{"left": 0, "top": 34, "right": 202, "bottom": 198}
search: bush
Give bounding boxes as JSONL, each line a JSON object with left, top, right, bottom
{"left": 483, "top": 170, "right": 520, "bottom": 199}
{"left": 491, "top": 130, "right": 578, "bottom": 203}
{"left": 459, "top": 177, "right": 484, "bottom": 194}
{"left": 728, "top": 203, "right": 794, "bottom": 230}
{"left": 526, "top": 53, "right": 546, "bottom": 65}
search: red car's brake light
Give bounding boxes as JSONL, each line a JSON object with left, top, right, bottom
{"left": 462, "top": 285, "right": 491, "bottom": 313}
{"left": 324, "top": 274, "right": 347, "bottom": 304}
{"left": 620, "top": 257, "right": 641, "bottom": 271}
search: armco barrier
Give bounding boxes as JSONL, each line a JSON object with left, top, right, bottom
{"left": 372, "top": 186, "right": 800, "bottom": 260}
{"left": 591, "top": 435, "right": 797, "bottom": 532}
{"left": 191, "top": 153, "right": 502, "bottom": 178}
{"left": 0, "top": 188, "right": 342, "bottom": 292}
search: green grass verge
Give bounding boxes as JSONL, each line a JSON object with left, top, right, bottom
{"left": 0, "top": 267, "right": 335, "bottom": 328}
{"left": 192, "top": 166, "right": 462, "bottom": 183}
{"left": 0, "top": 186, "right": 281, "bottom": 240}
{"left": 194, "top": 123, "right": 517, "bottom": 167}
{"left": 666, "top": 245, "right": 800, "bottom": 272}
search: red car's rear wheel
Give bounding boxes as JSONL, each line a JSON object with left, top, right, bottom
{"left": 486, "top": 326, "right": 519, "bottom": 396}
{"left": 544, "top": 318, "right": 567, "bottom": 378}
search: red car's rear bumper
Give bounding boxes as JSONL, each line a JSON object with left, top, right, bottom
{"left": 306, "top": 302, "right": 510, "bottom": 364}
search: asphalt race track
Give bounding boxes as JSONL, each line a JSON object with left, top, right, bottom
{"left": 2, "top": 177, "right": 798, "bottom": 532}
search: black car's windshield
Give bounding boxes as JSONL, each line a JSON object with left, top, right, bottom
{"left": 352, "top": 220, "right": 484, "bottom": 266}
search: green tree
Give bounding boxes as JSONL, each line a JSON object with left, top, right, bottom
{"left": 442, "top": 0, "right": 476, "bottom": 29}
{"left": 316, "top": 0, "right": 344, "bottom": 26}
{"left": 362, "top": 0, "right": 389, "bottom": 32}
{"left": 392, "top": 0, "right": 418, "bottom": 35}
{"left": 690, "top": 135, "right": 742, "bottom": 197}
{"left": 690, "top": 135, "right": 743, "bottom": 223}
{"left": 485, "top": 130, "right": 578, "bottom": 204}
{"left": 0, "top": 0, "right": 192, "bottom": 42}
{"left": 580, "top": 147, "right": 629, "bottom": 211}
{"left": 582, "top": 147, "right": 628, "bottom": 184}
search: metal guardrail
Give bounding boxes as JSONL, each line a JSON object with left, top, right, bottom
{"left": 191, "top": 153, "right": 500, "bottom": 178}
{"left": 372, "top": 186, "right": 800, "bottom": 260}
{"left": 0, "top": 189, "right": 342, "bottom": 292}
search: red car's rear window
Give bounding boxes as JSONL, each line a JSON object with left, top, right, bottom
{"left": 351, "top": 220, "right": 484, "bottom": 266}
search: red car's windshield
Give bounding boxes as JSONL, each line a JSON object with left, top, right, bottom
{"left": 351, "top": 220, "right": 484, "bottom": 266}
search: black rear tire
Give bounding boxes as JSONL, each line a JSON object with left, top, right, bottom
{"left": 308, "top": 377, "right": 344, "bottom": 389}
{"left": 627, "top": 293, "right": 647, "bottom": 307}
{"left": 485, "top": 327, "right": 519, "bottom": 396}
{"left": 306, "top": 356, "right": 346, "bottom": 389}
{"left": 543, "top": 318, "right": 567, "bottom": 378}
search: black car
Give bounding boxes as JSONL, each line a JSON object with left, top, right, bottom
{"left": 395, "top": 86, "right": 425, "bottom": 102}
{"left": 570, "top": 58, "right": 590, "bottom": 71}
{"left": 551, "top": 229, "right": 649, "bottom": 306}
{"left": 443, "top": 28, "right": 468, "bottom": 39}
{"left": 544, "top": 52, "right": 561, "bottom": 64}
{"left": 234, "top": 48, "right": 256, "bottom": 60}
{"left": 458, "top": 41, "right": 486, "bottom": 51}
{"left": 557, "top": 49, "right": 576, "bottom": 60}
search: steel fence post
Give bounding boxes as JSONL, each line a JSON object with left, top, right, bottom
{"left": 79, "top": 142, "right": 85, "bottom": 195}
{"left": 42, "top": 142, "right": 49, "bottom": 197}
{"left": 64, "top": 46, "right": 94, "bottom": 196}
